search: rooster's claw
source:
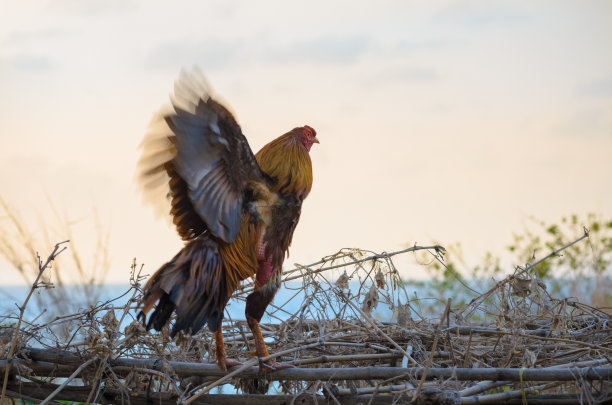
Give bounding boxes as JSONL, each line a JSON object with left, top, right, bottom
{"left": 258, "top": 359, "right": 296, "bottom": 373}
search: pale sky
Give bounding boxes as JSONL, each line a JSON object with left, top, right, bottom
{"left": 1, "top": 0, "right": 611, "bottom": 284}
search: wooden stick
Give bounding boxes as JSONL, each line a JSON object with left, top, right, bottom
{"left": 337, "top": 289, "right": 419, "bottom": 366}
{"left": 184, "top": 358, "right": 259, "bottom": 404}
{"left": 412, "top": 298, "right": 451, "bottom": 403}
{"left": 459, "top": 380, "right": 510, "bottom": 397}
{"left": 111, "top": 366, "right": 184, "bottom": 399}
{"left": 337, "top": 382, "right": 416, "bottom": 395}
{"left": 5, "top": 389, "right": 65, "bottom": 405}
{"left": 39, "top": 357, "right": 96, "bottom": 405}
{"left": 461, "top": 382, "right": 562, "bottom": 404}
{"left": 235, "top": 245, "right": 445, "bottom": 296}
{"left": 184, "top": 341, "right": 322, "bottom": 404}
{"left": 289, "top": 352, "right": 401, "bottom": 365}
{"left": 3, "top": 359, "right": 610, "bottom": 382}
{"left": 522, "top": 229, "right": 589, "bottom": 275}
{"left": 0, "top": 383, "right": 407, "bottom": 405}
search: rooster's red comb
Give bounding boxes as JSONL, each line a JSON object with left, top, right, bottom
{"left": 302, "top": 125, "right": 316, "bottom": 136}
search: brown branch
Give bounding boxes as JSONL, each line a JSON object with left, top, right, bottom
{"left": 39, "top": 357, "right": 96, "bottom": 405}
{"left": 412, "top": 298, "right": 451, "bottom": 403}
{"left": 459, "top": 380, "right": 510, "bottom": 397}
{"left": 461, "top": 382, "right": 562, "bottom": 404}
{"left": 337, "top": 289, "right": 419, "bottom": 366}
{"left": 2, "top": 382, "right": 403, "bottom": 405}
{"left": 235, "top": 245, "right": 445, "bottom": 297}
{"left": 184, "top": 341, "right": 323, "bottom": 404}
{"left": 3, "top": 358, "right": 611, "bottom": 382}
{"left": 521, "top": 229, "right": 590, "bottom": 275}
{"left": 0, "top": 240, "right": 69, "bottom": 403}
{"left": 289, "top": 352, "right": 401, "bottom": 366}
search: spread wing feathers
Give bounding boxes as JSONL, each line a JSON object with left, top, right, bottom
{"left": 137, "top": 110, "right": 178, "bottom": 225}
{"left": 140, "top": 237, "right": 233, "bottom": 335}
{"left": 137, "top": 69, "right": 268, "bottom": 243}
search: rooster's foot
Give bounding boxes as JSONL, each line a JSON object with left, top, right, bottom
{"left": 258, "top": 359, "right": 296, "bottom": 373}
{"left": 217, "top": 357, "right": 243, "bottom": 372}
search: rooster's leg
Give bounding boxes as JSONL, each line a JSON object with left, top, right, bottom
{"left": 214, "top": 328, "right": 243, "bottom": 372}
{"left": 246, "top": 287, "right": 296, "bottom": 373}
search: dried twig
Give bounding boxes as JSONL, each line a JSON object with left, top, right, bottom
{"left": 0, "top": 240, "right": 69, "bottom": 403}
{"left": 411, "top": 298, "right": 451, "bottom": 403}
{"left": 39, "top": 357, "right": 96, "bottom": 405}
{"left": 1, "top": 239, "right": 610, "bottom": 404}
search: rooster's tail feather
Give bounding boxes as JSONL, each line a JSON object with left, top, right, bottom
{"left": 139, "top": 237, "right": 232, "bottom": 336}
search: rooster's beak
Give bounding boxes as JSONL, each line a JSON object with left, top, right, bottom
{"left": 313, "top": 138, "right": 320, "bottom": 144}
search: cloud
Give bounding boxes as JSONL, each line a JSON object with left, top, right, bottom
{"left": 575, "top": 75, "right": 612, "bottom": 98}
{"left": 395, "top": 38, "right": 455, "bottom": 53}
{"left": 10, "top": 54, "right": 54, "bottom": 71}
{"left": 4, "top": 28, "right": 74, "bottom": 46}
{"left": 389, "top": 66, "right": 439, "bottom": 82}
{"left": 366, "top": 65, "right": 440, "bottom": 86}
{"left": 558, "top": 108, "right": 611, "bottom": 137}
{"left": 144, "top": 38, "right": 248, "bottom": 72}
{"left": 432, "top": 0, "right": 527, "bottom": 28}
{"left": 45, "top": 0, "right": 137, "bottom": 15}
{"left": 264, "top": 36, "right": 370, "bottom": 65}
{"left": 144, "top": 35, "right": 371, "bottom": 72}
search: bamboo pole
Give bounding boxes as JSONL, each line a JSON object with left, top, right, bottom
{"left": 2, "top": 383, "right": 402, "bottom": 405}
{"left": 2, "top": 358, "right": 611, "bottom": 382}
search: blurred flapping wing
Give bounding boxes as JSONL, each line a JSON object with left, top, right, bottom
{"left": 137, "top": 69, "right": 267, "bottom": 243}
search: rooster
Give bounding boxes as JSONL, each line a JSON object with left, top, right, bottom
{"left": 136, "top": 70, "right": 318, "bottom": 372}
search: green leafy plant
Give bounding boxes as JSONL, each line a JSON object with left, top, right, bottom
{"left": 418, "top": 213, "right": 611, "bottom": 310}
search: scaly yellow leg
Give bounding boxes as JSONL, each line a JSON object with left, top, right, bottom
{"left": 214, "top": 328, "right": 242, "bottom": 372}
{"left": 247, "top": 315, "right": 295, "bottom": 373}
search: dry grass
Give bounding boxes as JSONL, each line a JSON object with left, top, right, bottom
{"left": 0, "top": 232, "right": 611, "bottom": 404}
{"left": 0, "top": 198, "right": 110, "bottom": 329}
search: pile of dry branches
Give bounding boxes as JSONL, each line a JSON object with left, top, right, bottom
{"left": 1, "top": 235, "right": 611, "bottom": 404}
